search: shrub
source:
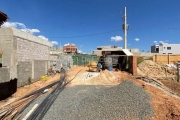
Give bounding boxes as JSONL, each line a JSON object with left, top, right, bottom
{"left": 28, "top": 77, "right": 32, "bottom": 84}
{"left": 137, "top": 57, "right": 144, "bottom": 65}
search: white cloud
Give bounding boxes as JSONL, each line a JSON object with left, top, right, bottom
{"left": 159, "top": 41, "right": 164, "bottom": 44}
{"left": 1, "top": 22, "right": 26, "bottom": 28}
{"left": 78, "top": 50, "right": 82, "bottom": 53}
{"left": 153, "top": 40, "right": 168, "bottom": 44}
{"left": 21, "top": 29, "right": 40, "bottom": 34}
{"left": 64, "top": 43, "right": 75, "bottom": 46}
{"left": 38, "top": 36, "right": 58, "bottom": 46}
{"left": 2, "top": 22, "right": 54, "bottom": 45}
{"left": 135, "top": 38, "right": 140, "bottom": 41}
{"left": 2, "top": 22, "right": 40, "bottom": 34}
{"left": 38, "top": 35, "right": 49, "bottom": 40}
{"left": 164, "top": 40, "right": 168, "bottom": 43}
{"left": 153, "top": 41, "right": 157, "bottom": 43}
{"left": 111, "top": 36, "right": 123, "bottom": 42}
{"left": 51, "top": 41, "right": 58, "bottom": 45}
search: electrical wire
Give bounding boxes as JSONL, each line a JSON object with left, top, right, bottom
{"left": 47, "top": 30, "right": 123, "bottom": 38}
{"left": 1, "top": 27, "right": 180, "bottom": 39}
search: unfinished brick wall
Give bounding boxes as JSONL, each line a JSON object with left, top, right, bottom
{"left": 34, "top": 60, "right": 47, "bottom": 81}
{"left": 17, "top": 61, "right": 32, "bottom": 87}
{"left": 16, "top": 37, "right": 49, "bottom": 61}
{"left": 132, "top": 56, "right": 137, "bottom": 75}
{"left": 129, "top": 56, "right": 137, "bottom": 75}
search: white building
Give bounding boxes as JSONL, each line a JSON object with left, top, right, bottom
{"left": 151, "top": 43, "right": 180, "bottom": 54}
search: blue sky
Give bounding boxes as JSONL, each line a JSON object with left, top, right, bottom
{"left": 1, "top": 0, "right": 180, "bottom": 53}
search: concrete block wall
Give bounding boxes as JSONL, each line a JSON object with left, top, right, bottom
{"left": 34, "top": 60, "right": 47, "bottom": 82}
{"left": 0, "top": 29, "right": 13, "bottom": 68}
{"left": 0, "top": 68, "right": 10, "bottom": 83}
{"left": 0, "top": 28, "right": 52, "bottom": 87}
{"left": 50, "top": 55, "right": 58, "bottom": 61}
{"left": 17, "top": 61, "right": 32, "bottom": 87}
{"left": 17, "top": 60, "right": 48, "bottom": 87}
{"left": 16, "top": 37, "right": 49, "bottom": 61}
{"left": 0, "top": 28, "right": 15, "bottom": 81}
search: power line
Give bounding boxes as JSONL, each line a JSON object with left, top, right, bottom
{"left": 1, "top": 27, "right": 180, "bottom": 39}
{"left": 128, "top": 27, "right": 180, "bottom": 31}
{"left": 47, "top": 29, "right": 123, "bottom": 38}
{"left": 43, "top": 27, "right": 180, "bottom": 38}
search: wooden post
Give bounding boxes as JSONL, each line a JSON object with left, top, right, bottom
{"left": 177, "top": 63, "right": 180, "bottom": 82}
{"left": 168, "top": 54, "right": 170, "bottom": 64}
{"left": 165, "top": 67, "right": 167, "bottom": 79}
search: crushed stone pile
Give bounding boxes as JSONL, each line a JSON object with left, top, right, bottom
{"left": 44, "top": 80, "right": 154, "bottom": 120}
{"left": 138, "top": 60, "right": 177, "bottom": 78}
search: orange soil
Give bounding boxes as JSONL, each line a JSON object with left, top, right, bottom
{"left": 0, "top": 74, "right": 60, "bottom": 106}
{"left": 1, "top": 66, "right": 180, "bottom": 120}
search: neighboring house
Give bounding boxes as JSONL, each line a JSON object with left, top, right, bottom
{"left": 63, "top": 43, "right": 78, "bottom": 54}
{"left": 151, "top": 43, "right": 180, "bottom": 54}
{"left": 0, "top": 27, "right": 52, "bottom": 87}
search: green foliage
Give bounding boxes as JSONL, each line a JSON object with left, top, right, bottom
{"left": 148, "top": 57, "right": 153, "bottom": 61}
{"left": 137, "top": 57, "right": 144, "bottom": 65}
{"left": 28, "top": 77, "right": 32, "bottom": 84}
{"left": 0, "top": 54, "right": 2, "bottom": 58}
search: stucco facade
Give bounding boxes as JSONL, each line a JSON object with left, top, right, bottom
{"left": 151, "top": 43, "right": 180, "bottom": 54}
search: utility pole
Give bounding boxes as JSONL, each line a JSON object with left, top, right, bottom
{"left": 123, "top": 7, "right": 128, "bottom": 49}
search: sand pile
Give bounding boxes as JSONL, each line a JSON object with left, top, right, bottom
{"left": 138, "top": 60, "right": 177, "bottom": 78}
{"left": 85, "top": 70, "right": 120, "bottom": 85}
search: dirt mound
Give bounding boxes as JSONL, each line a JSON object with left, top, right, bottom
{"left": 138, "top": 60, "right": 177, "bottom": 78}
{"left": 85, "top": 70, "right": 120, "bottom": 85}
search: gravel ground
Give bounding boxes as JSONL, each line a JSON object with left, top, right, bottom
{"left": 43, "top": 80, "right": 154, "bottom": 120}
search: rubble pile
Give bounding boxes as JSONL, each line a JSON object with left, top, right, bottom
{"left": 137, "top": 60, "right": 177, "bottom": 78}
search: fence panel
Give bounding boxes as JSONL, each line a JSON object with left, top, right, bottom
{"left": 72, "top": 54, "right": 99, "bottom": 66}
{"left": 153, "top": 54, "right": 180, "bottom": 64}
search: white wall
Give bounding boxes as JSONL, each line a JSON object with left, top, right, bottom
{"left": 159, "top": 43, "right": 180, "bottom": 54}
